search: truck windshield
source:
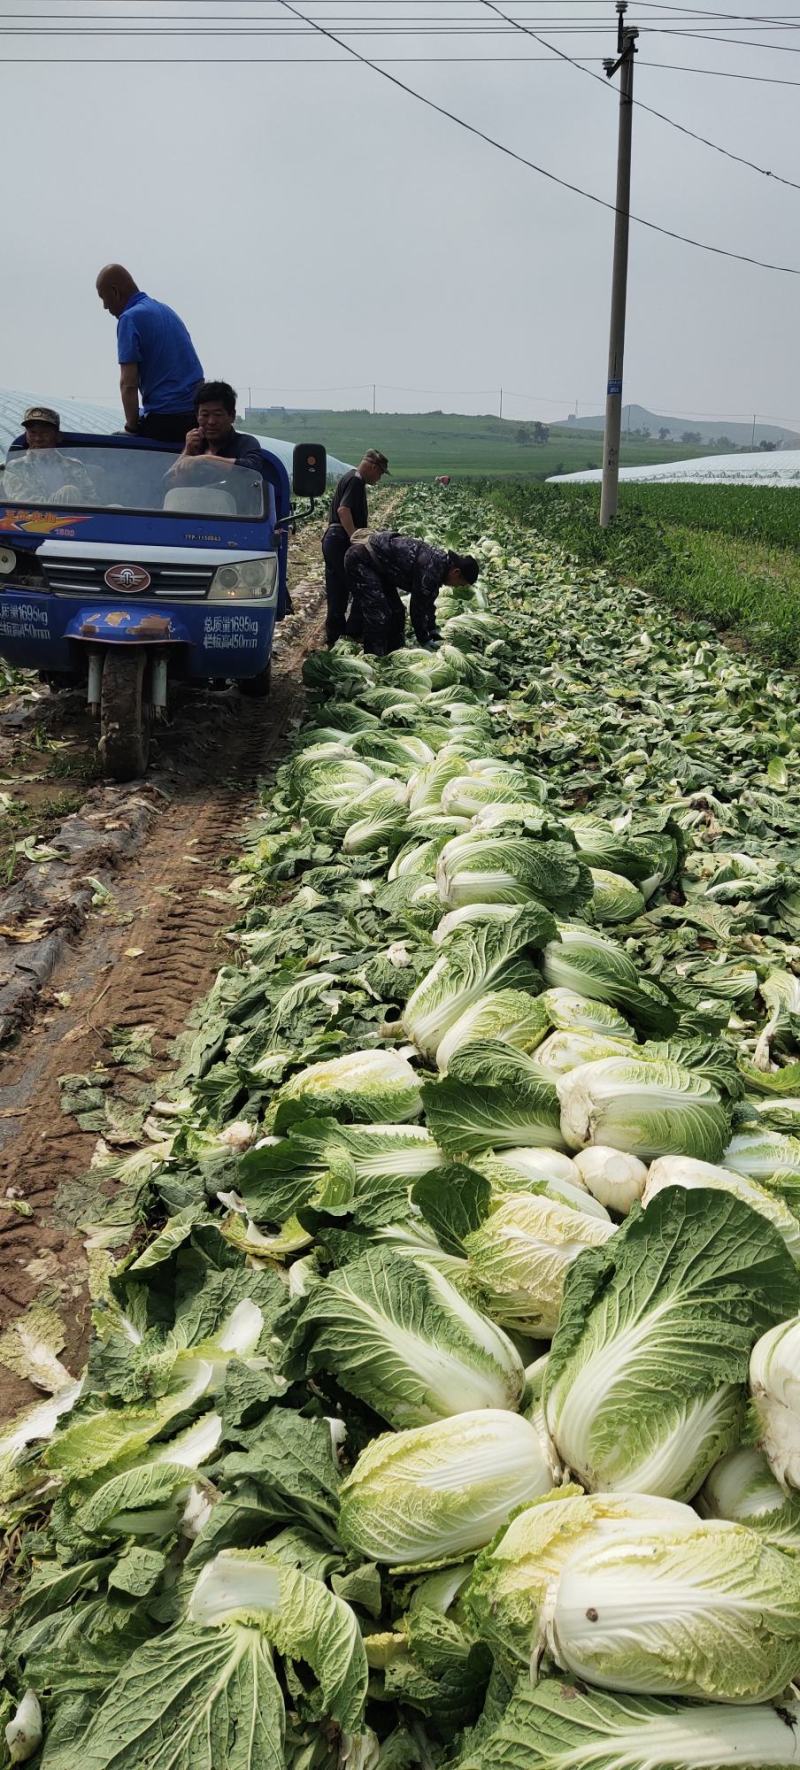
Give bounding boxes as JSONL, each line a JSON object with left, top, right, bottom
{"left": 0, "top": 444, "right": 265, "bottom": 520}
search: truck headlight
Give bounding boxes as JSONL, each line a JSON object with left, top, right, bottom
{"left": 209, "top": 556, "right": 278, "bottom": 601}
{"left": 0, "top": 548, "right": 16, "bottom": 576}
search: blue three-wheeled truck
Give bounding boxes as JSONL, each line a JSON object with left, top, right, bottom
{"left": 0, "top": 430, "right": 326, "bottom": 779}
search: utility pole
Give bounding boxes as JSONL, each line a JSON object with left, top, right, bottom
{"left": 751, "top": 413, "right": 757, "bottom": 448}
{"left": 372, "top": 383, "right": 376, "bottom": 416}
{"left": 600, "top": 2, "right": 638, "bottom": 527}
{"left": 499, "top": 387, "right": 504, "bottom": 421}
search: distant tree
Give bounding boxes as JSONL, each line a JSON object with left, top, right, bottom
{"left": 533, "top": 422, "right": 550, "bottom": 445}
{"left": 681, "top": 430, "right": 702, "bottom": 445}
{"left": 515, "top": 424, "right": 534, "bottom": 446}
{"left": 640, "top": 427, "right": 651, "bottom": 439}
{"left": 759, "top": 439, "right": 778, "bottom": 452}
{"left": 712, "top": 435, "right": 733, "bottom": 450}
{"left": 658, "top": 427, "right": 670, "bottom": 442}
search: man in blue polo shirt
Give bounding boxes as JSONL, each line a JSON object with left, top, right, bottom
{"left": 96, "top": 263, "right": 203, "bottom": 443}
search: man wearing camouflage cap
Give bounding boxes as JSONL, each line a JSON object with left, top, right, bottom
{"left": 321, "top": 448, "right": 389, "bottom": 645}
{"left": 2, "top": 407, "right": 94, "bottom": 506}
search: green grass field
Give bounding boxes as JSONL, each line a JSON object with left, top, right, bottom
{"left": 616, "top": 482, "right": 800, "bottom": 550}
{"left": 247, "top": 407, "right": 721, "bottom": 482}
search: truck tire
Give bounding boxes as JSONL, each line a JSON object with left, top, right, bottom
{"left": 238, "top": 661, "right": 271, "bottom": 700}
{"left": 99, "top": 649, "right": 150, "bottom": 780}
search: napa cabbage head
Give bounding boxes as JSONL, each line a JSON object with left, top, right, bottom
{"left": 546, "top": 1513, "right": 800, "bottom": 1703}
{"left": 543, "top": 924, "right": 677, "bottom": 1038}
{"left": 456, "top": 1678, "right": 800, "bottom": 1770}
{"left": 534, "top": 1029, "right": 639, "bottom": 1077}
{"left": 436, "top": 833, "right": 592, "bottom": 917}
{"left": 544, "top": 1186, "right": 800, "bottom": 1500}
{"left": 432, "top": 902, "right": 520, "bottom": 945}
{"left": 267, "top": 1048, "right": 423, "bottom": 1133}
{"left": 558, "top": 1055, "right": 730, "bottom": 1164}
{"left": 387, "top": 835, "right": 443, "bottom": 881}
{"left": 439, "top": 767, "right": 541, "bottom": 819}
{"left": 587, "top": 868, "right": 646, "bottom": 926}
{"left": 43, "top": 1545, "right": 371, "bottom": 1770}
{"left": 750, "top": 1315, "right": 800, "bottom": 1493}
{"left": 724, "top": 1128, "right": 800, "bottom": 1184}
{"left": 406, "top": 752, "right": 471, "bottom": 816}
{"left": 339, "top": 1409, "right": 557, "bottom": 1565}
{"left": 71, "top": 1410, "right": 223, "bottom": 1541}
{"left": 699, "top": 1445, "right": 800, "bottom": 1555}
{"left": 464, "top": 1486, "right": 697, "bottom": 1678}
{"left": 435, "top": 988, "right": 550, "bottom": 1072}
{"left": 341, "top": 782, "right": 409, "bottom": 854}
{"left": 463, "top": 1191, "right": 616, "bottom": 1336}
{"left": 283, "top": 1247, "right": 525, "bottom": 1429}
{"left": 539, "top": 988, "right": 635, "bottom": 1041}
{"left": 402, "top": 906, "right": 554, "bottom": 1062}
{"left": 288, "top": 757, "right": 376, "bottom": 828}
{"left": 567, "top": 817, "right": 679, "bottom": 895}
{"left": 422, "top": 1042, "right": 565, "bottom": 1157}
{"left": 475, "top": 1148, "right": 612, "bottom": 1222}
{"left": 644, "top": 1154, "right": 800, "bottom": 1263}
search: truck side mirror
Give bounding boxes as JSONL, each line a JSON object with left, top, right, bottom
{"left": 293, "top": 443, "right": 327, "bottom": 499}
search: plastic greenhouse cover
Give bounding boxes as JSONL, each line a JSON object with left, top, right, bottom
{"left": 549, "top": 448, "right": 800, "bottom": 488}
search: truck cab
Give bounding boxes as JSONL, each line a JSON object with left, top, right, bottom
{"left": 0, "top": 431, "right": 326, "bottom": 778}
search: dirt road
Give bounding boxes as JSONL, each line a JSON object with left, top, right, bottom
{"left": 0, "top": 526, "right": 326, "bottom": 1417}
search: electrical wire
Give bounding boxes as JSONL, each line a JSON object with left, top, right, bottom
{"left": 654, "top": 21, "right": 800, "bottom": 38}
{"left": 640, "top": 54, "right": 800, "bottom": 77}
{"left": 4, "top": 51, "right": 800, "bottom": 79}
{"left": 6, "top": 12, "right": 800, "bottom": 29}
{"left": 482, "top": 0, "right": 800, "bottom": 189}
{"left": 261, "top": 0, "right": 800, "bottom": 275}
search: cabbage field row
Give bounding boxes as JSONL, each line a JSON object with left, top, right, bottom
{"left": 4, "top": 484, "right": 800, "bottom": 1768}
{"left": 487, "top": 478, "right": 800, "bottom": 663}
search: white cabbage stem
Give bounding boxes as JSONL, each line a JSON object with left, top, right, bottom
{"left": 573, "top": 1145, "right": 647, "bottom": 1214}
{"left": 5, "top": 1691, "right": 42, "bottom": 1765}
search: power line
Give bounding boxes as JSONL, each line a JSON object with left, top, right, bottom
{"left": 660, "top": 21, "right": 800, "bottom": 40}
{"left": 266, "top": 0, "right": 800, "bottom": 275}
{"left": 5, "top": 50, "right": 800, "bottom": 77}
{"left": 482, "top": 0, "right": 800, "bottom": 190}
{"left": 7, "top": 12, "right": 800, "bottom": 28}
{"left": 640, "top": 54, "right": 800, "bottom": 77}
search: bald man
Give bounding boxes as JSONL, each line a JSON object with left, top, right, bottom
{"left": 96, "top": 264, "right": 203, "bottom": 443}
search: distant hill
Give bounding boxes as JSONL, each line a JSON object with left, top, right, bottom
{"left": 558, "top": 404, "right": 799, "bottom": 449}
{"left": 246, "top": 406, "right": 722, "bottom": 482}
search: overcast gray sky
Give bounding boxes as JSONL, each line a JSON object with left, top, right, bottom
{"left": 3, "top": 0, "right": 800, "bottom": 427}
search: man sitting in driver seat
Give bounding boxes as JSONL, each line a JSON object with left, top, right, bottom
{"left": 168, "top": 381, "right": 264, "bottom": 483}
{"left": 2, "top": 406, "right": 94, "bottom": 505}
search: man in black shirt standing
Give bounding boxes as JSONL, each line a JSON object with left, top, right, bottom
{"left": 321, "top": 448, "right": 389, "bottom": 645}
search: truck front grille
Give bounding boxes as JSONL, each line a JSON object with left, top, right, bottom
{"left": 39, "top": 558, "right": 216, "bottom": 598}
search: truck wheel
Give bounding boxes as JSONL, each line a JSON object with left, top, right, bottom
{"left": 238, "top": 661, "right": 271, "bottom": 700}
{"left": 99, "top": 649, "right": 150, "bottom": 780}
